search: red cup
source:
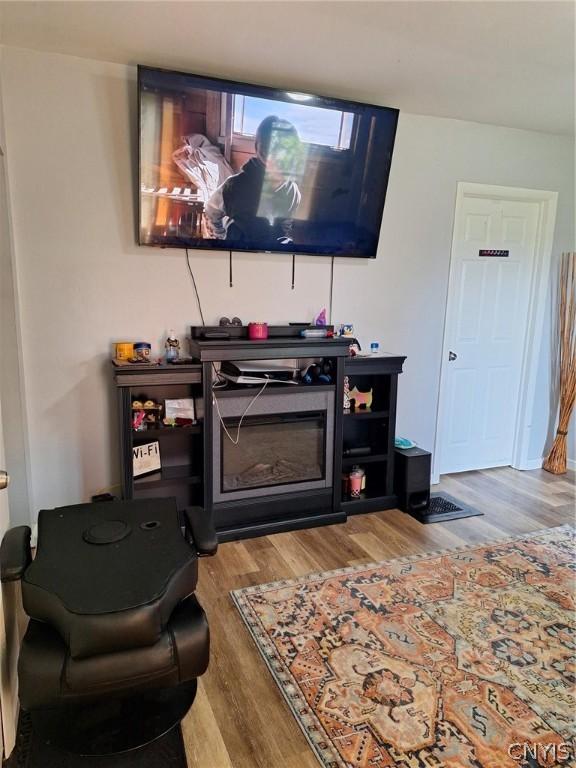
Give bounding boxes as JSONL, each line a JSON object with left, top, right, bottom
{"left": 248, "top": 322, "right": 268, "bottom": 340}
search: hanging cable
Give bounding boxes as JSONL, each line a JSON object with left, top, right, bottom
{"left": 213, "top": 378, "right": 270, "bottom": 445}
{"left": 229, "top": 250, "right": 233, "bottom": 288}
{"left": 291, "top": 253, "right": 296, "bottom": 290}
{"left": 185, "top": 248, "right": 206, "bottom": 326}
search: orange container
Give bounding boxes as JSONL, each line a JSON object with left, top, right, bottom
{"left": 115, "top": 342, "right": 134, "bottom": 360}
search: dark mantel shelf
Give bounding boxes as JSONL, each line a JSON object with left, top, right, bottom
{"left": 190, "top": 336, "right": 351, "bottom": 362}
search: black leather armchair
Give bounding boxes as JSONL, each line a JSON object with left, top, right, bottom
{"left": 0, "top": 498, "right": 217, "bottom": 755}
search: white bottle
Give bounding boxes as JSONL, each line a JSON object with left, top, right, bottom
{"left": 165, "top": 329, "right": 180, "bottom": 362}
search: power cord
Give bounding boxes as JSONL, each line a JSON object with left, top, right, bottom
{"left": 213, "top": 378, "right": 270, "bottom": 445}
{"left": 185, "top": 249, "right": 278, "bottom": 444}
{"left": 185, "top": 248, "right": 206, "bottom": 326}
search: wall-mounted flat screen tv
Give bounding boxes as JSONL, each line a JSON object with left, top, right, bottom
{"left": 139, "top": 66, "right": 399, "bottom": 258}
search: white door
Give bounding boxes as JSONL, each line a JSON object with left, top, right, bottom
{"left": 438, "top": 192, "right": 540, "bottom": 474}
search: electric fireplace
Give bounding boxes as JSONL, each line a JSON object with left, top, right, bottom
{"left": 212, "top": 390, "right": 334, "bottom": 503}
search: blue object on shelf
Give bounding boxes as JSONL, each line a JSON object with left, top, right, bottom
{"left": 395, "top": 437, "right": 417, "bottom": 450}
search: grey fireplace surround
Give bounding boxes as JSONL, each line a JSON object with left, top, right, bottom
{"left": 212, "top": 389, "right": 334, "bottom": 504}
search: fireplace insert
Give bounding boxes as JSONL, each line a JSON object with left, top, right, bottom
{"left": 212, "top": 390, "right": 334, "bottom": 503}
{"left": 222, "top": 412, "right": 326, "bottom": 493}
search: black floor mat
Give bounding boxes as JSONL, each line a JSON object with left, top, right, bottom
{"left": 6, "top": 711, "right": 188, "bottom": 768}
{"left": 414, "top": 492, "right": 483, "bottom": 523}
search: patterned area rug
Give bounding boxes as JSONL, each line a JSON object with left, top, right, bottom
{"left": 232, "top": 525, "right": 575, "bottom": 768}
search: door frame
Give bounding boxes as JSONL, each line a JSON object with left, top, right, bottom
{"left": 433, "top": 182, "right": 558, "bottom": 483}
{"left": 0, "top": 124, "right": 27, "bottom": 761}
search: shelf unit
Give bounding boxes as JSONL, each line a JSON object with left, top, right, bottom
{"left": 133, "top": 467, "right": 203, "bottom": 490}
{"left": 132, "top": 425, "right": 202, "bottom": 439}
{"left": 343, "top": 409, "right": 390, "bottom": 420}
{"left": 114, "top": 364, "right": 204, "bottom": 510}
{"left": 341, "top": 354, "right": 405, "bottom": 515}
{"left": 342, "top": 453, "right": 389, "bottom": 466}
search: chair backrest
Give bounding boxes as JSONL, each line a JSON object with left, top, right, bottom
{"left": 21, "top": 498, "right": 199, "bottom": 658}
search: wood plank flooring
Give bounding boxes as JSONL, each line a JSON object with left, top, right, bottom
{"left": 181, "top": 467, "right": 575, "bottom": 768}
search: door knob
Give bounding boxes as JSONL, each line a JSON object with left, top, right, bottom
{"left": 448, "top": 351, "right": 458, "bottom": 361}
{"left": 0, "top": 471, "right": 9, "bottom": 491}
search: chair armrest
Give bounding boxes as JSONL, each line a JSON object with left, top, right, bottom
{"left": 0, "top": 526, "right": 32, "bottom": 582}
{"left": 184, "top": 507, "right": 218, "bottom": 557}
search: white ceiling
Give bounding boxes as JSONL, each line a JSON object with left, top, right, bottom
{"left": 0, "top": 1, "right": 574, "bottom": 135}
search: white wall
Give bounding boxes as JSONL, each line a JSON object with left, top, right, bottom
{"left": 1, "top": 46, "right": 574, "bottom": 515}
{"left": 0, "top": 46, "right": 31, "bottom": 526}
{"left": 335, "top": 116, "right": 575, "bottom": 468}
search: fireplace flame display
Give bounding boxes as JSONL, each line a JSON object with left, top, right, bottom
{"left": 222, "top": 417, "right": 325, "bottom": 493}
{"left": 225, "top": 458, "right": 322, "bottom": 492}
{"left": 213, "top": 391, "right": 334, "bottom": 503}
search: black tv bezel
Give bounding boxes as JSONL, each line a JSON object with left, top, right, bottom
{"left": 137, "top": 64, "right": 399, "bottom": 259}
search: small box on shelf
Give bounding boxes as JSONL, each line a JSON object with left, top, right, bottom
{"left": 132, "top": 440, "right": 161, "bottom": 478}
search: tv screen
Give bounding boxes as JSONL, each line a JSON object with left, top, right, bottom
{"left": 139, "top": 66, "right": 399, "bottom": 258}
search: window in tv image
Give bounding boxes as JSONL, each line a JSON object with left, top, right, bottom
{"left": 139, "top": 69, "right": 398, "bottom": 256}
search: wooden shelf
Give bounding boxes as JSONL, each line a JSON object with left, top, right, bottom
{"left": 341, "top": 493, "right": 398, "bottom": 515}
{"left": 342, "top": 453, "right": 388, "bottom": 466}
{"left": 114, "top": 366, "right": 202, "bottom": 386}
{"left": 133, "top": 466, "right": 202, "bottom": 489}
{"left": 344, "top": 354, "right": 406, "bottom": 375}
{"left": 132, "top": 425, "right": 202, "bottom": 439}
{"left": 343, "top": 409, "right": 389, "bottom": 420}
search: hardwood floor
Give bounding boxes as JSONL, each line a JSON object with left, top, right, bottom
{"left": 182, "top": 467, "right": 575, "bottom": 768}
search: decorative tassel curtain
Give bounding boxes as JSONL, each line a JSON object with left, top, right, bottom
{"left": 544, "top": 252, "right": 576, "bottom": 474}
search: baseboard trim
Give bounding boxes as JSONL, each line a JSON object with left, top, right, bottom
{"left": 515, "top": 458, "right": 544, "bottom": 471}
{"left": 516, "top": 457, "right": 575, "bottom": 471}
{"left": 435, "top": 457, "right": 574, "bottom": 480}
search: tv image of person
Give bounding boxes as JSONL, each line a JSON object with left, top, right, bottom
{"left": 205, "top": 116, "right": 302, "bottom": 245}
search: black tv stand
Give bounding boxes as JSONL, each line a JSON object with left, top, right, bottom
{"left": 113, "top": 338, "right": 405, "bottom": 541}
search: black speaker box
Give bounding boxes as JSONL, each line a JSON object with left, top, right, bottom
{"left": 394, "top": 447, "right": 432, "bottom": 515}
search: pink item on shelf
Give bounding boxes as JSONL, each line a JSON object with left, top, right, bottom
{"left": 349, "top": 472, "right": 363, "bottom": 497}
{"left": 248, "top": 322, "right": 268, "bottom": 340}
